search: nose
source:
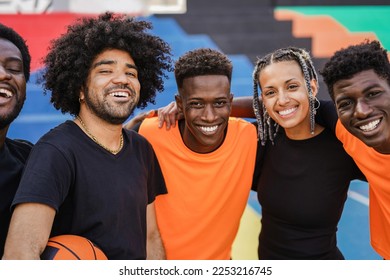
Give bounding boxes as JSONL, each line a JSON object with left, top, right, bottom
{"left": 201, "top": 104, "right": 218, "bottom": 122}
{"left": 354, "top": 99, "right": 372, "bottom": 119}
{"left": 112, "top": 71, "right": 129, "bottom": 85}
{"left": 0, "top": 66, "right": 12, "bottom": 81}
{"left": 277, "top": 91, "right": 290, "bottom": 106}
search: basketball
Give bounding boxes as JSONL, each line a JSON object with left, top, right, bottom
{"left": 41, "top": 235, "right": 108, "bottom": 260}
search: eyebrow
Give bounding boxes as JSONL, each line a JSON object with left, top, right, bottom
{"left": 285, "top": 78, "right": 297, "bottom": 83}
{"left": 262, "top": 78, "right": 297, "bottom": 88}
{"left": 5, "top": 56, "right": 23, "bottom": 64}
{"left": 335, "top": 82, "right": 382, "bottom": 101}
{"left": 93, "top": 59, "right": 138, "bottom": 71}
{"left": 363, "top": 83, "right": 382, "bottom": 92}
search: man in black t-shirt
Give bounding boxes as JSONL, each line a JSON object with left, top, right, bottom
{"left": 3, "top": 13, "right": 172, "bottom": 260}
{"left": 0, "top": 23, "right": 32, "bottom": 257}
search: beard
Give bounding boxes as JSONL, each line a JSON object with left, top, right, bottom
{"left": 0, "top": 97, "right": 25, "bottom": 130}
{"left": 83, "top": 86, "right": 138, "bottom": 125}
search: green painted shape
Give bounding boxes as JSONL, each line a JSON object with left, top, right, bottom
{"left": 276, "top": 6, "right": 390, "bottom": 49}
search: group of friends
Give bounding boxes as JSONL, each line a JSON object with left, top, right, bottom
{"left": 0, "top": 12, "right": 389, "bottom": 260}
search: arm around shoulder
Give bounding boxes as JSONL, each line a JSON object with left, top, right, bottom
{"left": 123, "top": 110, "right": 156, "bottom": 131}
{"left": 230, "top": 96, "right": 256, "bottom": 118}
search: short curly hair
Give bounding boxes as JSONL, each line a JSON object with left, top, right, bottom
{"left": 174, "top": 48, "right": 233, "bottom": 89}
{"left": 41, "top": 12, "right": 173, "bottom": 116}
{"left": 0, "top": 23, "right": 31, "bottom": 82}
{"left": 320, "top": 40, "right": 390, "bottom": 100}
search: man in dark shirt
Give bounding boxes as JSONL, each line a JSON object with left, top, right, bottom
{"left": 0, "top": 23, "right": 33, "bottom": 257}
{"left": 3, "top": 13, "right": 172, "bottom": 260}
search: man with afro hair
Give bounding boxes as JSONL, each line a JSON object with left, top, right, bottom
{"left": 3, "top": 12, "right": 172, "bottom": 260}
{"left": 320, "top": 40, "right": 390, "bottom": 259}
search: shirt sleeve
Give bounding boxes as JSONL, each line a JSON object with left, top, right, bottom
{"left": 12, "top": 142, "right": 73, "bottom": 211}
{"left": 146, "top": 144, "right": 167, "bottom": 204}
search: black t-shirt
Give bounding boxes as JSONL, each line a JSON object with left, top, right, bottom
{"left": 0, "top": 138, "right": 32, "bottom": 256}
{"left": 13, "top": 121, "right": 166, "bottom": 259}
{"left": 252, "top": 125, "right": 364, "bottom": 259}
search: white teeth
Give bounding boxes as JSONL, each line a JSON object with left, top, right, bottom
{"left": 359, "top": 119, "right": 381, "bottom": 132}
{"left": 109, "top": 91, "right": 129, "bottom": 97}
{"left": 279, "top": 107, "right": 297, "bottom": 116}
{"left": 200, "top": 125, "right": 218, "bottom": 132}
{"left": 0, "top": 88, "right": 13, "bottom": 98}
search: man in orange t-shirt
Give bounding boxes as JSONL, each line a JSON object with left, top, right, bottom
{"left": 321, "top": 40, "right": 390, "bottom": 259}
{"left": 135, "top": 48, "right": 257, "bottom": 259}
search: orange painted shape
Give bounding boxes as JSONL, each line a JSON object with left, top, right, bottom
{"left": 275, "top": 10, "right": 377, "bottom": 58}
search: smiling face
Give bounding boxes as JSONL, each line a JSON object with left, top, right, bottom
{"left": 0, "top": 38, "right": 26, "bottom": 130}
{"left": 80, "top": 49, "right": 141, "bottom": 125}
{"left": 333, "top": 69, "right": 390, "bottom": 153}
{"left": 176, "top": 75, "right": 232, "bottom": 153}
{"left": 259, "top": 60, "right": 318, "bottom": 139}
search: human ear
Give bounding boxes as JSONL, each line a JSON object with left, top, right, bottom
{"left": 228, "top": 93, "right": 234, "bottom": 110}
{"left": 175, "top": 94, "right": 183, "bottom": 114}
{"left": 79, "top": 86, "right": 87, "bottom": 102}
{"left": 310, "top": 79, "right": 319, "bottom": 96}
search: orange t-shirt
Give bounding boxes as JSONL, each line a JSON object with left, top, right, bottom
{"left": 139, "top": 117, "right": 257, "bottom": 259}
{"left": 336, "top": 120, "right": 390, "bottom": 259}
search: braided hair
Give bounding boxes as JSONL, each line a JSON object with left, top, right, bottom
{"left": 252, "top": 47, "right": 318, "bottom": 145}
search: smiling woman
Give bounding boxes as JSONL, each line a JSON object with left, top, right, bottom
{"left": 249, "top": 47, "right": 365, "bottom": 260}
{"left": 258, "top": 59, "right": 320, "bottom": 140}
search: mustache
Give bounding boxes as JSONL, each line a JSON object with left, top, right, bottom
{"left": 104, "top": 85, "right": 136, "bottom": 96}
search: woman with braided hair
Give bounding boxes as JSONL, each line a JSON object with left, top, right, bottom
{"left": 253, "top": 47, "right": 319, "bottom": 145}
{"left": 250, "top": 47, "right": 365, "bottom": 259}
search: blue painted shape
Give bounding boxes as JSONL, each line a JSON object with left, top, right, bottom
{"left": 338, "top": 181, "right": 381, "bottom": 259}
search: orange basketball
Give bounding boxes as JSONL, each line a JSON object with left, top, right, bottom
{"left": 41, "top": 235, "right": 108, "bottom": 260}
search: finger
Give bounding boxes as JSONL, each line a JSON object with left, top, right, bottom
{"left": 158, "top": 109, "right": 165, "bottom": 128}
{"left": 168, "top": 112, "right": 177, "bottom": 128}
{"left": 157, "top": 101, "right": 176, "bottom": 129}
{"left": 165, "top": 113, "right": 171, "bottom": 130}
